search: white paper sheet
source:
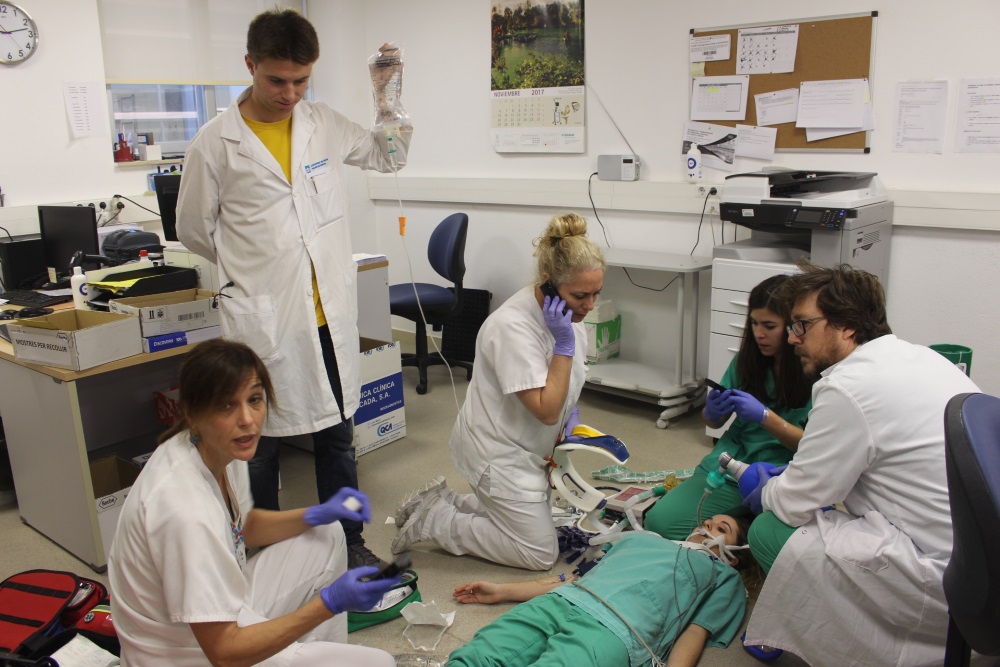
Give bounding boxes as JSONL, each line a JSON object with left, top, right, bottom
{"left": 754, "top": 88, "right": 799, "bottom": 127}
{"left": 806, "top": 100, "right": 873, "bottom": 142}
{"left": 955, "top": 77, "right": 1000, "bottom": 153}
{"left": 63, "top": 82, "right": 106, "bottom": 139}
{"left": 51, "top": 634, "right": 120, "bottom": 666}
{"left": 683, "top": 122, "right": 737, "bottom": 172}
{"left": 796, "top": 79, "right": 867, "bottom": 128}
{"left": 893, "top": 81, "right": 948, "bottom": 153}
{"left": 691, "top": 75, "right": 749, "bottom": 121}
{"left": 736, "top": 25, "right": 799, "bottom": 74}
{"left": 735, "top": 125, "right": 777, "bottom": 160}
{"left": 690, "top": 34, "right": 731, "bottom": 62}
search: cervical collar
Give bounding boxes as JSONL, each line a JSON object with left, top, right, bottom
{"left": 548, "top": 426, "right": 629, "bottom": 533}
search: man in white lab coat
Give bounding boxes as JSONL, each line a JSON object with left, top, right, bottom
{"left": 176, "top": 9, "right": 410, "bottom": 569}
{"left": 738, "top": 261, "right": 979, "bottom": 667}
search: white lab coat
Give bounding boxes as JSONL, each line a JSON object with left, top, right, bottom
{"left": 177, "top": 88, "right": 409, "bottom": 436}
{"left": 746, "top": 335, "right": 980, "bottom": 666}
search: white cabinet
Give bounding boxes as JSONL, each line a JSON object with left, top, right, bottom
{"left": 707, "top": 258, "right": 797, "bottom": 437}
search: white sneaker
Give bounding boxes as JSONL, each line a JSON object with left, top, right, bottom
{"left": 395, "top": 476, "right": 448, "bottom": 527}
{"left": 391, "top": 488, "right": 442, "bottom": 554}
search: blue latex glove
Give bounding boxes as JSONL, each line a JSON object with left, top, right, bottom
{"left": 320, "top": 566, "right": 402, "bottom": 614}
{"left": 738, "top": 463, "right": 787, "bottom": 514}
{"left": 543, "top": 295, "right": 575, "bottom": 357}
{"left": 303, "top": 488, "right": 371, "bottom": 527}
{"left": 722, "top": 389, "right": 768, "bottom": 424}
{"left": 563, "top": 405, "right": 581, "bottom": 438}
{"left": 703, "top": 389, "right": 731, "bottom": 423}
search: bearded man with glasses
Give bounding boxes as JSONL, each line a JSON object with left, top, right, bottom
{"left": 736, "top": 260, "right": 979, "bottom": 667}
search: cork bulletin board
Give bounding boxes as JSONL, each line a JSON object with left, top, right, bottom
{"left": 692, "top": 12, "right": 877, "bottom": 152}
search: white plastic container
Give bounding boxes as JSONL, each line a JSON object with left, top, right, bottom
{"left": 686, "top": 143, "right": 702, "bottom": 182}
{"left": 71, "top": 266, "right": 89, "bottom": 310}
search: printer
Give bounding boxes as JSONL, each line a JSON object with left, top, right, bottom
{"left": 715, "top": 168, "right": 892, "bottom": 283}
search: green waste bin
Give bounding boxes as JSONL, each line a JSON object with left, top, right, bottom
{"left": 930, "top": 344, "right": 972, "bottom": 377}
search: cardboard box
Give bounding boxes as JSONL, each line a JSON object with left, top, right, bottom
{"left": 91, "top": 456, "right": 142, "bottom": 560}
{"left": 354, "top": 338, "right": 406, "bottom": 457}
{"left": 584, "top": 313, "right": 621, "bottom": 365}
{"left": 137, "top": 144, "right": 161, "bottom": 161}
{"left": 109, "top": 288, "right": 220, "bottom": 338}
{"left": 142, "top": 324, "right": 222, "bottom": 353}
{"left": 8, "top": 310, "right": 142, "bottom": 371}
{"left": 132, "top": 452, "right": 154, "bottom": 468}
{"left": 585, "top": 298, "right": 617, "bottom": 323}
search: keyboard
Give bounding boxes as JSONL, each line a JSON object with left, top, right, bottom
{"left": 1, "top": 289, "right": 73, "bottom": 308}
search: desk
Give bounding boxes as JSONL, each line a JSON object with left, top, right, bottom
{"left": 0, "top": 255, "right": 392, "bottom": 572}
{"left": 0, "top": 343, "right": 189, "bottom": 571}
{"left": 585, "top": 248, "right": 712, "bottom": 428}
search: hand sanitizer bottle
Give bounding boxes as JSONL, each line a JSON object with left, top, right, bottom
{"left": 686, "top": 143, "right": 702, "bottom": 182}
{"left": 71, "top": 266, "right": 89, "bottom": 310}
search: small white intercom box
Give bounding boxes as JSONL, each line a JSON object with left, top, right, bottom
{"left": 597, "top": 154, "right": 640, "bottom": 181}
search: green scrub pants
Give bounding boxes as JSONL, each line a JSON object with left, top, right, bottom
{"left": 447, "top": 594, "right": 629, "bottom": 667}
{"left": 643, "top": 470, "right": 751, "bottom": 541}
{"left": 747, "top": 511, "right": 796, "bottom": 573}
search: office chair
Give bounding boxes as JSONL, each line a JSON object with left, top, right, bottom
{"left": 389, "top": 213, "right": 472, "bottom": 395}
{"left": 942, "top": 392, "right": 1000, "bottom": 667}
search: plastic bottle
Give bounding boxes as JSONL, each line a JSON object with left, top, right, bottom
{"left": 686, "top": 143, "right": 702, "bottom": 182}
{"left": 71, "top": 267, "right": 89, "bottom": 310}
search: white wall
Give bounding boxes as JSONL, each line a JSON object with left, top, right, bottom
{"left": 2, "top": 0, "right": 997, "bottom": 393}
{"left": 318, "top": 0, "right": 1000, "bottom": 393}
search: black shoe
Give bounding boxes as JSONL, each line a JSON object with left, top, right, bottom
{"left": 347, "top": 542, "right": 388, "bottom": 570}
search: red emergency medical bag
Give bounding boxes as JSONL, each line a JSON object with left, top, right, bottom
{"left": 0, "top": 569, "right": 108, "bottom": 658}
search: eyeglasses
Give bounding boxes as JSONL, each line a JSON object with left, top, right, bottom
{"left": 786, "top": 316, "right": 825, "bottom": 337}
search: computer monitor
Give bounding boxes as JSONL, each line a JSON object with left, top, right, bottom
{"left": 153, "top": 173, "right": 182, "bottom": 242}
{"left": 38, "top": 205, "right": 101, "bottom": 281}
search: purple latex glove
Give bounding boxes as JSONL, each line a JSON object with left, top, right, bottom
{"left": 721, "top": 389, "right": 768, "bottom": 424}
{"left": 738, "top": 462, "right": 787, "bottom": 514}
{"left": 563, "top": 405, "right": 581, "bottom": 439}
{"left": 543, "top": 295, "right": 575, "bottom": 357}
{"left": 320, "top": 566, "right": 402, "bottom": 614}
{"left": 703, "top": 389, "right": 731, "bottom": 423}
{"left": 303, "top": 487, "right": 371, "bottom": 527}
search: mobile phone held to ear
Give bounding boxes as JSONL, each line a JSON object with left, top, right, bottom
{"left": 705, "top": 378, "right": 726, "bottom": 392}
{"left": 365, "top": 553, "right": 412, "bottom": 581}
{"left": 540, "top": 281, "right": 569, "bottom": 315}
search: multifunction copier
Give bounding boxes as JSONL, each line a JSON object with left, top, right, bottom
{"left": 715, "top": 169, "right": 892, "bottom": 283}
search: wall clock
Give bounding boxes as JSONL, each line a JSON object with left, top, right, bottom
{"left": 0, "top": 2, "right": 38, "bottom": 65}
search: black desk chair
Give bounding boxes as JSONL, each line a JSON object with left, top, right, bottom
{"left": 389, "top": 213, "right": 472, "bottom": 395}
{"left": 942, "top": 392, "right": 1000, "bottom": 667}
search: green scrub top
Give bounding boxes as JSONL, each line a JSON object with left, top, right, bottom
{"left": 698, "top": 357, "right": 812, "bottom": 474}
{"left": 553, "top": 532, "right": 746, "bottom": 666}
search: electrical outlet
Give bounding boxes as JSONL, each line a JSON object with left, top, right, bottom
{"left": 708, "top": 202, "right": 718, "bottom": 215}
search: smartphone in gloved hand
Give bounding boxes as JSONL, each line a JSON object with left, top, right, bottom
{"left": 540, "top": 281, "right": 568, "bottom": 315}
{"left": 363, "top": 553, "right": 412, "bottom": 581}
{"left": 704, "top": 378, "right": 726, "bottom": 392}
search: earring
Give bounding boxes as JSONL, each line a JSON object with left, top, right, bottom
{"left": 189, "top": 433, "right": 201, "bottom": 446}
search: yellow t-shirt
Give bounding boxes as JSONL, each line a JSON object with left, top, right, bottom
{"left": 243, "top": 114, "right": 327, "bottom": 327}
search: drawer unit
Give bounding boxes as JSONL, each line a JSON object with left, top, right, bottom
{"left": 711, "top": 287, "right": 750, "bottom": 316}
{"left": 713, "top": 258, "right": 797, "bottom": 291}
{"left": 711, "top": 309, "right": 748, "bottom": 338}
{"left": 709, "top": 332, "right": 741, "bottom": 381}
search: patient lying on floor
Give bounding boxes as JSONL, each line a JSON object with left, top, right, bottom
{"left": 447, "top": 514, "right": 760, "bottom": 667}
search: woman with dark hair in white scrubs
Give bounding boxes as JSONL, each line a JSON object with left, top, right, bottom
{"left": 108, "top": 339, "right": 399, "bottom": 666}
